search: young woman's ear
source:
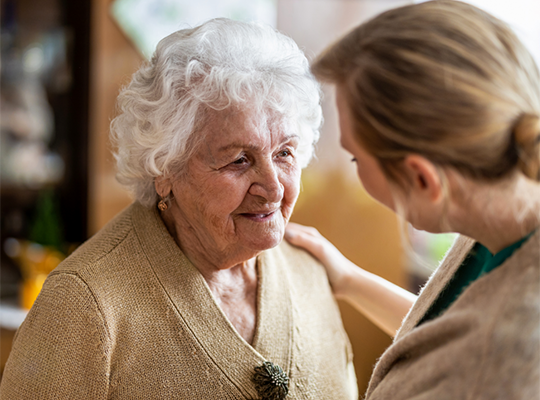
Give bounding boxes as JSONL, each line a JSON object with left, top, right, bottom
{"left": 154, "top": 176, "right": 172, "bottom": 198}
{"left": 402, "top": 155, "right": 443, "bottom": 203}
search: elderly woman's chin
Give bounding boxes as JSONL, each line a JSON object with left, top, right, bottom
{"left": 229, "top": 203, "right": 292, "bottom": 253}
{"left": 235, "top": 211, "right": 289, "bottom": 253}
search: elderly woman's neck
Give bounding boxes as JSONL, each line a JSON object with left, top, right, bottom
{"left": 159, "top": 207, "right": 260, "bottom": 344}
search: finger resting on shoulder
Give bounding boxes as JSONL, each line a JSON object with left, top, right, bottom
{"left": 285, "top": 227, "right": 321, "bottom": 249}
{"left": 286, "top": 222, "right": 320, "bottom": 237}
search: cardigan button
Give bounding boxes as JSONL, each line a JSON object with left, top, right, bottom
{"left": 252, "top": 361, "right": 289, "bottom": 400}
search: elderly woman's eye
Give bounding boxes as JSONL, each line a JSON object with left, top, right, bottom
{"left": 278, "top": 149, "right": 292, "bottom": 158}
{"left": 231, "top": 156, "right": 248, "bottom": 165}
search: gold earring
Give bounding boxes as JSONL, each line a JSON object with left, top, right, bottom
{"left": 157, "top": 195, "right": 168, "bottom": 211}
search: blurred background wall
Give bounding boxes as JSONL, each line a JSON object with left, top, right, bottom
{"left": 1, "top": 0, "right": 539, "bottom": 392}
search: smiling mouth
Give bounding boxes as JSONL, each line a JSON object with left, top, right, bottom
{"left": 240, "top": 210, "right": 277, "bottom": 222}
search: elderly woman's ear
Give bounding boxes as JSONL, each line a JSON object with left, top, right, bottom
{"left": 155, "top": 176, "right": 172, "bottom": 199}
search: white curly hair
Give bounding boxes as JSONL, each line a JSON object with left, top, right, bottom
{"left": 110, "top": 18, "right": 322, "bottom": 207}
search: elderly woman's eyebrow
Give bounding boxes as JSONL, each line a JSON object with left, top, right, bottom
{"left": 216, "top": 134, "right": 300, "bottom": 153}
{"left": 281, "top": 134, "right": 301, "bottom": 143}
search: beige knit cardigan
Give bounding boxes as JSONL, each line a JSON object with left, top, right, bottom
{"left": 365, "top": 231, "right": 540, "bottom": 400}
{"left": 1, "top": 203, "right": 358, "bottom": 399}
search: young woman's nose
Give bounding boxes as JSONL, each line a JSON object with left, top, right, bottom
{"left": 248, "top": 161, "right": 284, "bottom": 203}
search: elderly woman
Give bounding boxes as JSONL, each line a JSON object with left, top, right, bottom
{"left": 1, "top": 19, "right": 357, "bottom": 399}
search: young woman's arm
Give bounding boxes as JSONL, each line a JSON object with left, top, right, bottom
{"left": 285, "top": 222, "right": 417, "bottom": 337}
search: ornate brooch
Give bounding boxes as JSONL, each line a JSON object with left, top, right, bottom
{"left": 252, "top": 361, "right": 289, "bottom": 400}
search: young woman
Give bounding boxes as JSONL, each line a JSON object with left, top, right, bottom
{"left": 286, "top": 1, "right": 540, "bottom": 398}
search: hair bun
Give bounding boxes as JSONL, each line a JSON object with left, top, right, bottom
{"left": 514, "top": 113, "right": 540, "bottom": 181}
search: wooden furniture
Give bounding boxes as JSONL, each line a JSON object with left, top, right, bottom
{"left": 1, "top": 329, "right": 16, "bottom": 377}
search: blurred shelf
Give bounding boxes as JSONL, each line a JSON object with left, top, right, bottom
{"left": 1, "top": 0, "right": 91, "bottom": 252}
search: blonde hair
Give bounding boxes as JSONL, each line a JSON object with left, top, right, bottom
{"left": 313, "top": 0, "right": 540, "bottom": 183}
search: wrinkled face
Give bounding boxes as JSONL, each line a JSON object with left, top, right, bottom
{"left": 170, "top": 107, "right": 302, "bottom": 260}
{"left": 336, "top": 86, "right": 395, "bottom": 211}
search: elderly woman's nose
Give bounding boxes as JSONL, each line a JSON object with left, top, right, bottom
{"left": 249, "top": 163, "right": 285, "bottom": 202}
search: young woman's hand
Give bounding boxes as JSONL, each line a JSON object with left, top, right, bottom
{"left": 285, "top": 222, "right": 357, "bottom": 297}
{"left": 285, "top": 221, "right": 417, "bottom": 337}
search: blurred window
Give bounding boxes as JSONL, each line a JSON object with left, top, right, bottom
{"left": 111, "top": 0, "right": 277, "bottom": 58}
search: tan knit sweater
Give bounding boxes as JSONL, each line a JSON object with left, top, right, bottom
{"left": 366, "top": 231, "right": 540, "bottom": 400}
{"left": 1, "top": 203, "right": 358, "bottom": 399}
